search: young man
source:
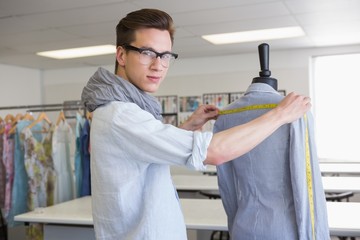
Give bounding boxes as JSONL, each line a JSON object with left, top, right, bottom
{"left": 81, "top": 8, "right": 311, "bottom": 240}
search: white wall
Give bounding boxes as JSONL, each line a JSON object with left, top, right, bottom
{"left": 41, "top": 44, "right": 360, "bottom": 104}
{"left": 2, "top": 44, "right": 360, "bottom": 116}
{"left": 42, "top": 49, "right": 310, "bottom": 102}
{"left": 41, "top": 66, "right": 108, "bottom": 104}
{"left": 0, "top": 64, "right": 42, "bottom": 118}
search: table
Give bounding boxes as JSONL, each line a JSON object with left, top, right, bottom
{"left": 320, "top": 163, "right": 360, "bottom": 175}
{"left": 15, "top": 196, "right": 94, "bottom": 240}
{"left": 14, "top": 196, "right": 360, "bottom": 238}
{"left": 15, "top": 196, "right": 93, "bottom": 225}
{"left": 173, "top": 174, "right": 360, "bottom": 193}
{"left": 201, "top": 165, "right": 217, "bottom": 175}
{"left": 183, "top": 198, "right": 360, "bottom": 237}
{"left": 172, "top": 175, "right": 218, "bottom": 191}
{"left": 322, "top": 176, "right": 360, "bottom": 193}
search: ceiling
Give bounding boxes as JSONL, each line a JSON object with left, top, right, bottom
{"left": 1, "top": 0, "right": 360, "bottom": 70}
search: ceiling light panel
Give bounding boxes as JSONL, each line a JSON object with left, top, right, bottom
{"left": 37, "top": 45, "right": 116, "bottom": 59}
{"left": 202, "top": 26, "right": 305, "bottom": 45}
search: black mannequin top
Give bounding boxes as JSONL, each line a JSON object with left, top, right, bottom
{"left": 252, "top": 43, "right": 278, "bottom": 90}
{"left": 252, "top": 76, "right": 278, "bottom": 90}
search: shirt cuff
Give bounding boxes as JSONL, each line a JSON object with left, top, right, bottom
{"left": 186, "top": 131, "right": 213, "bottom": 171}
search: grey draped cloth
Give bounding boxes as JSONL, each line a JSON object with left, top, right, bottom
{"left": 81, "top": 67, "right": 162, "bottom": 120}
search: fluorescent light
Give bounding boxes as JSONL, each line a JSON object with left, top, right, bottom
{"left": 37, "top": 45, "right": 116, "bottom": 59}
{"left": 202, "top": 26, "right": 305, "bottom": 45}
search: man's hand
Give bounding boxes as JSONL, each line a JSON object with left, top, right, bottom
{"left": 179, "top": 105, "right": 219, "bottom": 131}
{"left": 276, "top": 92, "right": 312, "bottom": 124}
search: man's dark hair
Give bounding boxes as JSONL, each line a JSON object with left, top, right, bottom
{"left": 114, "top": 9, "right": 175, "bottom": 73}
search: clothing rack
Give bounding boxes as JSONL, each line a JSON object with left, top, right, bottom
{"left": 0, "top": 103, "right": 64, "bottom": 111}
{"left": 28, "top": 108, "right": 77, "bottom": 113}
{"left": 0, "top": 101, "right": 83, "bottom": 111}
{"left": 0, "top": 101, "right": 86, "bottom": 117}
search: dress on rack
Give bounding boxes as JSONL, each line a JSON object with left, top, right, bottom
{"left": 2, "top": 123, "right": 15, "bottom": 219}
{"left": 23, "top": 126, "right": 55, "bottom": 210}
{"left": 0, "top": 121, "right": 6, "bottom": 209}
{"left": 22, "top": 125, "right": 56, "bottom": 240}
{"left": 80, "top": 118, "right": 91, "bottom": 197}
{"left": 7, "top": 120, "right": 41, "bottom": 227}
{"left": 74, "top": 112, "right": 85, "bottom": 198}
{"left": 52, "top": 120, "right": 75, "bottom": 204}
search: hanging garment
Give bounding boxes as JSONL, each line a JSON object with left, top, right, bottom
{"left": 52, "top": 120, "right": 75, "bottom": 204}
{"left": 23, "top": 124, "right": 56, "bottom": 240}
{"left": 0, "top": 121, "right": 6, "bottom": 209}
{"left": 7, "top": 120, "right": 40, "bottom": 227}
{"left": 2, "top": 123, "right": 15, "bottom": 218}
{"left": 74, "top": 112, "right": 85, "bottom": 198}
{"left": 214, "top": 83, "right": 329, "bottom": 240}
{"left": 22, "top": 126, "right": 56, "bottom": 210}
{"left": 80, "top": 119, "right": 91, "bottom": 197}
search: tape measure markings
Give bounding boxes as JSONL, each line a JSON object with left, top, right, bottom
{"left": 218, "top": 103, "right": 278, "bottom": 115}
{"left": 304, "top": 114, "right": 316, "bottom": 239}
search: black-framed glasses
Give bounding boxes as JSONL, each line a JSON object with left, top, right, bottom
{"left": 123, "top": 45, "right": 178, "bottom": 68}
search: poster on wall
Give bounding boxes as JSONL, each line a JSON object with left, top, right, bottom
{"left": 178, "top": 96, "right": 202, "bottom": 126}
{"left": 155, "top": 95, "right": 178, "bottom": 114}
{"left": 203, "top": 93, "right": 229, "bottom": 108}
{"left": 179, "top": 96, "right": 202, "bottom": 112}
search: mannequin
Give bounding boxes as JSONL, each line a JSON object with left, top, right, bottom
{"left": 214, "top": 43, "right": 329, "bottom": 240}
{"left": 252, "top": 43, "right": 278, "bottom": 90}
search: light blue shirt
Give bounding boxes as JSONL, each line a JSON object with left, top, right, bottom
{"left": 214, "top": 83, "right": 329, "bottom": 240}
{"left": 90, "top": 101, "right": 211, "bottom": 240}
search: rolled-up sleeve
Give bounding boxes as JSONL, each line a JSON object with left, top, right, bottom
{"left": 97, "top": 102, "right": 213, "bottom": 171}
{"left": 187, "top": 131, "right": 212, "bottom": 171}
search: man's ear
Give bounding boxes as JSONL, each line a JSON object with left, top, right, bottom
{"left": 116, "top": 46, "right": 126, "bottom": 67}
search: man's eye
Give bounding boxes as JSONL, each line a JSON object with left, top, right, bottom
{"left": 161, "top": 54, "right": 172, "bottom": 60}
{"left": 141, "top": 50, "right": 155, "bottom": 57}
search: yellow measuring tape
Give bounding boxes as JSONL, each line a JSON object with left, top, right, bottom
{"left": 219, "top": 104, "right": 316, "bottom": 238}
{"left": 304, "top": 114, "right": 316, "bottom": 239}
{"left": 218, "top": 103, "right": 278, "bottom": 115}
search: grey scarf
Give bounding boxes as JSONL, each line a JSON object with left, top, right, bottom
{"left": 81, "top": 67, "right": 162, "bottom": 120}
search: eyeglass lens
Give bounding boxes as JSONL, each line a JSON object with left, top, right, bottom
{"left": 139, "top": 50, "right": 175, "bottom": 67}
